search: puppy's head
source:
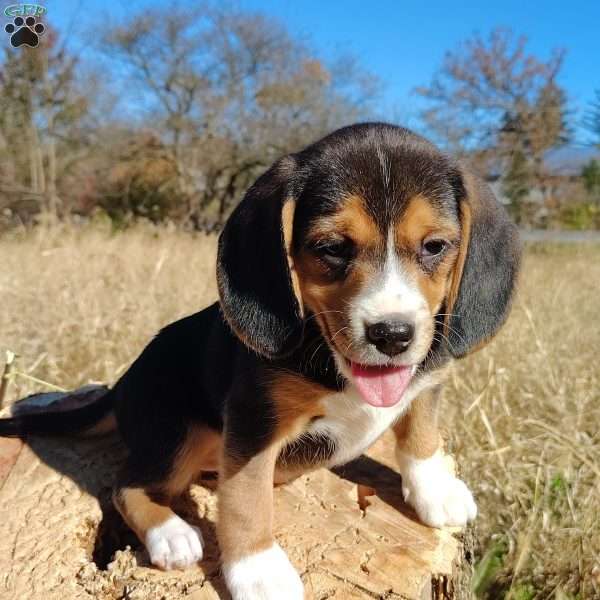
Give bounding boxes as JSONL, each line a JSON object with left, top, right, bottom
{"left": 218, "top": 123, "right": 520, "bottom": 406}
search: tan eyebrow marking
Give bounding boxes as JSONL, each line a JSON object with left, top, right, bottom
{"left": 396, "top": 194, "right": 459, "bottom": 248}
{"left": 308, "top": 194, "right": 382, "bottom": 247}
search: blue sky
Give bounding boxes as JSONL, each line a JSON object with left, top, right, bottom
{"left": 30, "top": 1, "right": 600, "bottom": 142}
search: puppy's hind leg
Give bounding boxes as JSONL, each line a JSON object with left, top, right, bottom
{"left": 113, "top": 484, "right": 204, "bottom": 570}
{"left": 113, "top": 425, "right": 221, "bottom": 570}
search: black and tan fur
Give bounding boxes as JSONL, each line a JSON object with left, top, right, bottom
{"left": 0, "top": 123, "right": 520, "bottom": 598}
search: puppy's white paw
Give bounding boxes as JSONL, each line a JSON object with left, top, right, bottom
{"left": 145, "top": 515, "right": 204, "bottom": 570}
{"left": 397, "top": 450, "right": 477, "bottom": 528}
{"left": 223, "top": 543, "right": 304, "bottom": 600}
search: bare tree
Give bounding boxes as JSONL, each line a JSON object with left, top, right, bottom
{"left": 0, "top": 25, "right": 92, "bottom": 220}
{"left": 97, "top": 3, "right": 380, "bottom": 227}
{"left": 415, "top": 28, "right": 570, "bottom": 179}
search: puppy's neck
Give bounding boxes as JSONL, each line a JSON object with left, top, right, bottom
{"left": 271, "top": 316, "right": 343, "bottom": 392}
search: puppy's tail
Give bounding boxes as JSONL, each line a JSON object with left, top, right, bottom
{"left": 0, "top": 384, "right": 116, "bottom": 438}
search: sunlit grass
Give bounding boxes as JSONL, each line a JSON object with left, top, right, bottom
{"left": 446, "top": 243, "right": 600, "bottom": 599}
{"left": 1, "top": 225, "right": 598, "bottom": 598}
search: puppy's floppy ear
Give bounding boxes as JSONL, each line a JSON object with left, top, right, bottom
{"left": 445, "top": 165, "right": 521, "bottom": 358}
{"left": 217, "top": 156, "right": 304, "bottom": 358}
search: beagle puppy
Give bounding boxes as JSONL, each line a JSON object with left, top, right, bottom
{"left": 0, "top": 123, "right": 521, "bottom": 600}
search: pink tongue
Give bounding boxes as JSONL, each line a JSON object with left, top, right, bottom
{"left": 351, "top": 363, "right": 413, "bottom": 407}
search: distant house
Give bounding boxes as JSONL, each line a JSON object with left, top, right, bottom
{"left": 544, "top": 146, "right": 600, "bottom": 178}
{"left": 489, "top": 146, "right": 600, "bottom": 206}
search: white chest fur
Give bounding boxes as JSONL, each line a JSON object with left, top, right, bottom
{"left": 305, "top": 373, "right": 437, "bottom": 467}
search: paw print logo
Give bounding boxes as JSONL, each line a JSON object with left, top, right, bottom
{"left": 5, "top": 16, "right": 45, "bottom": 48}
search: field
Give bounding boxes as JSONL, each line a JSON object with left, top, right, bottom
{"left": 1, "top": 224, "right": 599, "bottom": 599}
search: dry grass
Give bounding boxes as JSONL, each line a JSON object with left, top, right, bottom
{"left": 1, "top": 224, "right": 598, "bottom": 598}
{"left": 0, "top": 223, "right": 218, "bottom": 393}
{"left": 445, "top": 243, "right": 600, "bottom": 599}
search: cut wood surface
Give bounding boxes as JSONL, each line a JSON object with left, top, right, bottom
{"left": 0, "top": 426, "right": 472, "bottom": 599}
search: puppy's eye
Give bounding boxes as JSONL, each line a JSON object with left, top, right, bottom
{"left": 422, "top": 239, "right": 448, "bottom": 257}
{"left": 312, "top": 238, "right": 354, "bottom": 270}
{"left": 419, "top": 239, "right": 450, "bottom": 270}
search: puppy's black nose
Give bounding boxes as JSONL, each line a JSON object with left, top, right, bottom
{"left": 366, "top": 319, "right": 415, "bottom": 356}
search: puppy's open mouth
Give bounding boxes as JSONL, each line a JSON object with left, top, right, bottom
{"left": 349, "top": 362, "right": 415, "bottom": 408}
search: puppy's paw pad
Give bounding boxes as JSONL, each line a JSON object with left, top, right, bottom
{"left": 399, "top": 452, "right": 477, "bottom": 528}
{"left": 223, "top": 543, "right": 304, "bottom": 600}
{"left": 145, "top": 515, "right": 203, "bottom": 570}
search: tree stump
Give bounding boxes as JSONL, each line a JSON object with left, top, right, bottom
{"left": 0, "top": 426, "right": 473, "bottom": 599}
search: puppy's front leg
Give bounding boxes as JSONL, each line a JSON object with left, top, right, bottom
{"left": 218, "top": 433, "right": 304, "bottom": 600}
{"left": 393, "top": 386, "right": 477, "bottom": 528}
